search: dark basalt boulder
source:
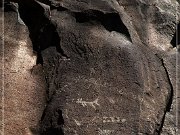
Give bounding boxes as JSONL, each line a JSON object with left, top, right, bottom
{"left": 2, "top": 0, "right": 180, "bottom": 135}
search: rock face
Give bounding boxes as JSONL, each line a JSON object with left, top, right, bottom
{"left": 1, "top": 0, "right": 180, "bottom": 135}
{"left": 1, "top": 3, "right": 47, "bottom": 135}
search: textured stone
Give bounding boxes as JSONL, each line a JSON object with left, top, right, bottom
{"left": 161, "top": 50, "right": 180, "bottom": 135}
{"left": 1, "top": 3, "right": 46, "bottom": 135}
{"left": 1, "top": 0, "right": 180, "bottom": 135}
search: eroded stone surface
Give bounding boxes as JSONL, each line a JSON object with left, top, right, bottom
{"left": 2, "top": 4, "right": 47, "bottom": 135}
{"left": 1, "top": 0, "right": 180, "bottom": 135}
{"left": 161, "top": 50, "right": 180, "bottom": 135}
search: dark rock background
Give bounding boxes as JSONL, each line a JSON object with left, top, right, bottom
{"left": 1, "top": 0, "right": 180, "bottom": 135}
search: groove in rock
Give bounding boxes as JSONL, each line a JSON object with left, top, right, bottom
{"left": 171, "top": 22, "right": 180, "bottom": 48}
{"left": 155, "top": 58, "right": 174, "bottom": 135}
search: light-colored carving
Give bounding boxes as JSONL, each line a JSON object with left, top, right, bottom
{"left": 65, "top": 109, "right": 69, "bottom": 119}
{"left": 76, "top": 98, "right": 100, "bottom": 109}
{"left": 74, "top": 119, "right": 81, "bottom": 126}
{"left": 92, "top": 116, "right": 101, "bottom": 123}
{"left": 121, "top": 118, "right": 126, "bottom": 123}
{"left": 108, "top": 97, "right": 115, "bottom": 104}
{"left": 98, "top": 128, "right": 114, "bottom": 135}
{"left": 103, "top": 117, "right": 121, "bottom": 123}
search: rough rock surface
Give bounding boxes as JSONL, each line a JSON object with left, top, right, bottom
{"left": 1, "top": 0, "right": 180, "bottom": 135}
{"left": 161, "top": 50, "right": 180, "bottom": 135}
{"left": 1, "top": 3, "right": 47, "bottom": 135}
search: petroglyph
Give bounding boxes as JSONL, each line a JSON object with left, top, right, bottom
{"left": 74, "top": 119, "right": 81, "bottom": 126}
{"left": 118, "top": 87, "right": 126, "bottom": 95}
{"left": 98, "top": 128, "right": 114, "bottom": 135}
{"left": 76, "top": 98, "right": 100, "bottom": 109}
{"left": 65, "top": 109, "right": 69, "bottom": 119}
{"left": 121, "top": 118, "right": 126, "bottom": 123}
{"left": 73, "top": 77, "right": 109, "bottom": 88}
{"left": 103, "top": 117, "right": 121, "bottom": 123}
{"left": 108, "top": 97, "right": 116, "bottom": 104}
{"left": 92, "top": 116, "right": 101, "bottom": 123}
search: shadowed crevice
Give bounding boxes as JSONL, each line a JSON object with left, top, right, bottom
{"left": 155, "top": 58, "right": 174, "bottom": 135}
{"left": 18, "top": 0, "right": 68, "bottom": 65}
{"left": 4, "top": 2, "right": 17, "bottom": 12}
{"left": 40, "top": 106, "right": 64, "bottom": 135}
{"left": 17, "top": 1, "right": 65, "bottom": 135}
{"left": 171, "top": 22, "right": 180, "bottom": 48}
{"left": 43, "top": 127, "right": 64, "bottom": 135}
{"left": 74, "top": 9, "right": 131, "bottom": 41}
